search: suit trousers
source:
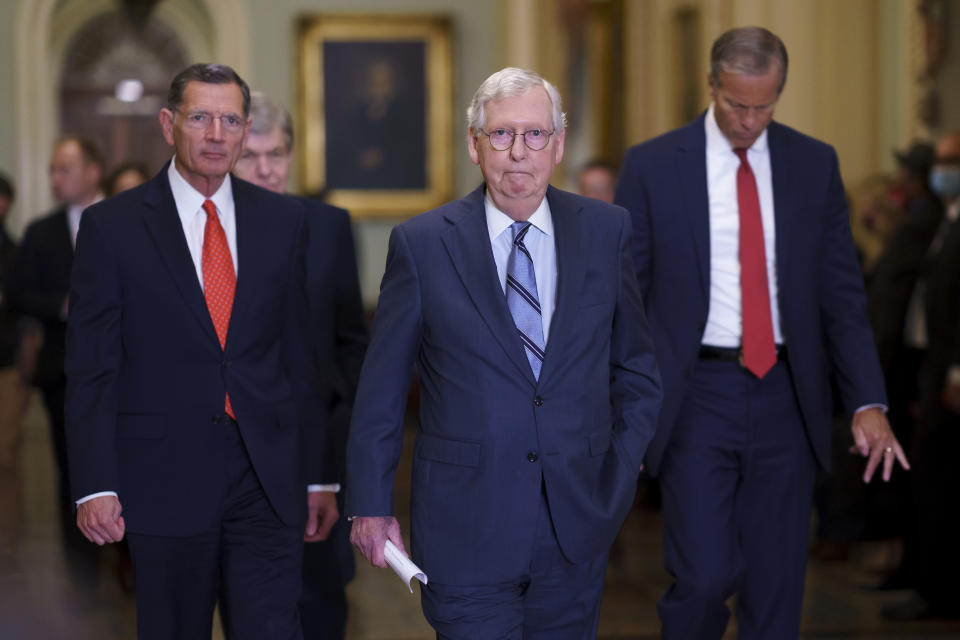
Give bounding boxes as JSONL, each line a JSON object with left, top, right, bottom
{"left": 126, "top": 419, "right": 304, "bottom": 640}
{"left": 420, "top": 482, "right": 608, "bottom": 640}
{"left": 658, "top": 358, "right": 816, "bottom": 640}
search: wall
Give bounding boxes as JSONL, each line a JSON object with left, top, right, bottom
{"left": 239, "top": 0, "right": 498, "bottom": 304}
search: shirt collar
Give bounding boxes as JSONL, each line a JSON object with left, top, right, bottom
{"left": 484, "top": 190, "right": 554, "bottom": 243}
{"left": 705, "top": 102, "right": 769, "bottom": 156}
{"left": 167, "top": 156, "right": 234, "bottom": 219}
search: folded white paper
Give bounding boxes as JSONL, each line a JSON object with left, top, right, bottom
{"left": 384, "top": 540, "right": 428, "bottom": 593}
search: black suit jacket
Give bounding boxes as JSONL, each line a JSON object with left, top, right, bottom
{"left": 7, "top": 209, "right": 73, "bottom": 388}
{"left": 923, "top": 210, "right": 960, "bottom": 391}
{"left": 297, "top": 197, "right": 367, "bottom": 590}
{"left": 65, "top": 167, "right": 323, "bottom": 536}
{"left": 867, "top": 194, "right": 943, "bottom": 373}
{"left": 0, "top": 225, "right": 19, "bottom": 366}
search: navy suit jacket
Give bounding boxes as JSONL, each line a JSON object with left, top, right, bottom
{"left": 615, "top": 114, "right": 886, "bottom": 475}
{"left": 345, "top": 184, "right": 662, "bottom": 585}
{"left": 65, "top": 166, "right": 322, "bottom": 536}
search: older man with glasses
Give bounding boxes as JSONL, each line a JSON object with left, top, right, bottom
{"left": 345, "top": 67, "right": 661, "bottom": 639}
{"left": 233, "top": 92, "right": 367, "bottom": 640}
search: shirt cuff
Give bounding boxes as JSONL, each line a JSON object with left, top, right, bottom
{"left": 307, "top": 483, "right": 341, "bottom": 493}
{"left": 76, "top": 491, "right": 118, "bottom": 506}
{"left": 854, "top": 403, "right": 888, "bottom": 415}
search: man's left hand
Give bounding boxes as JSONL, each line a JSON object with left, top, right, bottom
{"left": 304, "top": 490, "right": 339, "bottom": 542}
{"left": 850, "top": 407, "right": 910, "bottom": 483}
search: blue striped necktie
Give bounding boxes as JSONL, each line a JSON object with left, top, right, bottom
{"left": 506, "top": 221, "right": 545, "bottom": 379}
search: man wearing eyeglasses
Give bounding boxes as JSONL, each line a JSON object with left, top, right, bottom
{"left": 346, "top": 67, "right": 661, "bottom": 638}
{"left": 64, "top": 63, "right": 322, "bottom": 639}
{"left": 233, "top": 92, "right": 367, "bottom": 640}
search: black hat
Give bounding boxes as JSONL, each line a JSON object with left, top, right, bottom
{"left": 893, "top": 140, "right": 935, "bottom": 177}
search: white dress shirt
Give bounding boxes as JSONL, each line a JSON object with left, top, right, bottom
{"left": 485, "top": 193, "right": 558, "bottom": 342}
{"left": 702, "top": 103, "right": 783, "bottom": 348}
{"left": 167, "top": 157, "right": 238, "bottom": 280}
{"left": 67, "top": 194, "right": 104, "bottom": 249}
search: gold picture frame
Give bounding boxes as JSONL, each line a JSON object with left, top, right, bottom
{"left": 297, "top": 14, "right": 453, "bottom": 218}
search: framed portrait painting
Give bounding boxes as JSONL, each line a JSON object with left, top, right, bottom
{"left": 297, "top": 14, "right": 453, "bottom": 217}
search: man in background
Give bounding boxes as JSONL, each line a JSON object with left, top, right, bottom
{"left": 233, "top": 91, "right": 367, "bottom": 640}
{"left": 577, "top": 159, "right": 617, "bottom": 204}
{"left": 8, "top": 137, "right": 104, "bottom": 590}
{"left": 884, "top": 131, "right": 960, "bottom": 621}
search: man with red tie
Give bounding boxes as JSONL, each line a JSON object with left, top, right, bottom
{"left": 614, "top": 27, "right": 908, "bottom": 639}
{"left": 65, "top": 64, "right": 324, "bottom": 639}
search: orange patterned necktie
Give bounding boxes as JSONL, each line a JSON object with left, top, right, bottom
{"left": 733, "top": 148, "right": 777, "bottom": 379}
{"left": 201, "top": 199, "right": 236, "bottom": 418}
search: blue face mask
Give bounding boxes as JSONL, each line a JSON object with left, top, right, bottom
{"left": 929, "top": 167, "right": 960, "bottom": 201}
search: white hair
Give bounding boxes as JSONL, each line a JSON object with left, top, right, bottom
{"left": 466, "top": 67, "right": 567, "bottom": 134}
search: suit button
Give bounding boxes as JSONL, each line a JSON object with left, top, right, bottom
{"left": 534, "top": 396, "right": 543, "bottom": 407}
{"left": 527, "top": 451, "right": 538, "bottom": 462}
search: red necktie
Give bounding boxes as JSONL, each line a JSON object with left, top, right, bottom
{"left": 201, "top": 199, "right": 236, "bottom": 418}
{"left": 734, "top": 148, "right": 777, "bottom": 378}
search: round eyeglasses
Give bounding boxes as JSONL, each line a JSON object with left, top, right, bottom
{"left": 177, "top": 110, "right": 246, "bottom": 134}
{"left": 478, "top": 128, "right": 555, "bottom": 151}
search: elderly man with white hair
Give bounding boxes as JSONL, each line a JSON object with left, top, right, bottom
{"left": 345, "top": 67, "right": 661, "bottom": 639}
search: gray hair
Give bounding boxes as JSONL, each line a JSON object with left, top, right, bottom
{"left": 466, "top": 67, "right": 567, "bottom": 134}
{"left": 709, "top": 26, "right": 788, "bottom": 94}
{"left": 248, "top": 92, "right": 294, "bottom": 151}
{"left": 167, "top": 63, "right": 251, "bottom": 117}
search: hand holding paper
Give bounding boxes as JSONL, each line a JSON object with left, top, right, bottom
{"left": 385, "top": 540, "right": 428, "bottom": 593}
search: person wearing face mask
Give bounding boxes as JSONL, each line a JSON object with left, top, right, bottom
{"left": 883, "top": 131, "right": 960, "bottom": 622}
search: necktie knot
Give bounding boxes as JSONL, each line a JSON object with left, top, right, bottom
{"left": 733, "top": 148, "right": 749, "bottom": 165}
{"left": 511, "top": 221, "right": 532, "bottom": 245}
{"left": 202, "top": 199, "right": 217, "bottom": 220}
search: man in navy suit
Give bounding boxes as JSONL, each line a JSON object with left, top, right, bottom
{"left": 346, "top": 67, "right": 661, "bottom": 639}
{"left": 8, "top": 135, "right": 104, "bottom": 588}
{"left": 65, "top": 64, "right": 326, "bottom": 639}
{"left": 614, "top": 27, "right": 909, "bottom": 639}
{"left": 233, "top": 92, "right": 367, "bottom": 640}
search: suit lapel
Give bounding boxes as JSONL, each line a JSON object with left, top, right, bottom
{"left": 768, "top": 121, "right": 793, "bottom": 301}
{"left": 676, "top": 115, "right": 710, "bottom": 299}
{"left": 227, "top": 179, "right": 266, "bottom": 354}
{"left": 537, "top": 187, "right": 584, "bottom": 387}
{"left": 440, "top": 186, "right": 537, "bottom": 385}
{"left": 140, "top": 167, "right": 220, "bottom": 345}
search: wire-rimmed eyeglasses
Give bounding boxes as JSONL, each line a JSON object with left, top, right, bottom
{"left": 478, "top": 128, "right": 555, "bottom": 151}
{"left": 176, "top": 110, "right": 246, "bottom": 134}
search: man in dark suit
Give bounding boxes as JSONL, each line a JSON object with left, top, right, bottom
{"left": 614, "top": 27, "right": 908, "bottom": 639}
{"left": 233, "top": 92, "right": 367, "bottom": 640}
{"left": 884, "top": 131, "right": 960, "bottom": 621}
{"left": 8, "top": 136, "right": 104, "bottom": 587}
{"left": 65, "top": 64, "right": 327, "bottom": 639}
{"left": 346, "top": 67, "right": 661, "bottom": 639}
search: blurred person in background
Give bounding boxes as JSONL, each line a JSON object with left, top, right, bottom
{"left": 577, "top": 159, "right": 617, "bottom": 204}
{"left": 107, "top": 162, "right": 150, "bottom": 196}
{"left": 7, "top": 136, "right": 104, "bottom": 592}
{"left": 233, "top": 91, "right": 367, "bottom": 640}
{"left": 884, "top": 131, "right": 960, "bottom": 622}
